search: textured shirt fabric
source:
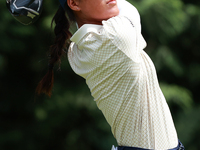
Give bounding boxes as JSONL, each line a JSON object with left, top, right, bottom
{"left": 67, "top": 0, "right": 178, "bottom": 149}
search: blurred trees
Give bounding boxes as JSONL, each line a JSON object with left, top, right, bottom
{"left": 0, "top": 0, "right": 200, "bottom": 150}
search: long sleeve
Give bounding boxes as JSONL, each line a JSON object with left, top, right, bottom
{"left": 117, "top": 0, "right": 141, "bottom": 31}
{"left": 68, "top": 4, "right": 178, "bottom": 149}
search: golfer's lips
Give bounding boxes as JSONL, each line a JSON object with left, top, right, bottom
{"left": 106, "top": 0, "right": 117, "bottom": 4}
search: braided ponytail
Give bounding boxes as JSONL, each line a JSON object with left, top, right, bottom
{"left": 36, "top": 5, "right": 75, "bottom": 97}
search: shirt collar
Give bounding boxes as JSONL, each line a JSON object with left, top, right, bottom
{"left": 70, "top": 24, "right": 102, "bottom": 44}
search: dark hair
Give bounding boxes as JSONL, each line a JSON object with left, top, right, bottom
{"left": 36, "top": 4, "right": 75, "bottom": 97}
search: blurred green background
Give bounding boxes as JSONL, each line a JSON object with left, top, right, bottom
{"left": 1, "top": 0, "right": 200, "bottom": 149}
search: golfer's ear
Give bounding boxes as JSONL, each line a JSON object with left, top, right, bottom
{"left": 67, "top": 0, "right": 81, "bottom": 11}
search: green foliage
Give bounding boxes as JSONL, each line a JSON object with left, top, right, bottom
{"left": 153, "top": 46, "right": 184, "bottom": 76}
{"left": 160, "top": 83, "right": 193, "bottom": 109}
{"left": 1, "top": 0, "right": 200, "bottom": 150}
{"left": 132, "top": 0, "right": 189, "bottom": 43}
{"left": 175, "top": 107, "right": 200, "bottom": 150}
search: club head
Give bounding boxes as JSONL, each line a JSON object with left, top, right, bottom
{"left": 6, "top": 0, "right": 43, "bottom": 25}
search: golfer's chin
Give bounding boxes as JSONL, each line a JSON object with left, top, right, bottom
{"left": 103, "top": 8, "right": 120, "bottom": 21}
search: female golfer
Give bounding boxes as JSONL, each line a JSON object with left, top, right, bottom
{"left": 36, "top": 0, "right": 184, "bottom": 149}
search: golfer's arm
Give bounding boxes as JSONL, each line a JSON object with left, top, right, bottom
{"left": 117, "top": 0, "right": 141, "bottom": 26}
{"left": 117, "top": 0, "right": 134, "bottom": 15}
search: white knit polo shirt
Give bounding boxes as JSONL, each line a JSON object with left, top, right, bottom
{"left": 68, "top": 0, "right": 178, "bottom": 149}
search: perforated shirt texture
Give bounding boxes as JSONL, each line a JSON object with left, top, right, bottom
{"left": 68, "top": 1, "right": 178, "bottom": 149}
